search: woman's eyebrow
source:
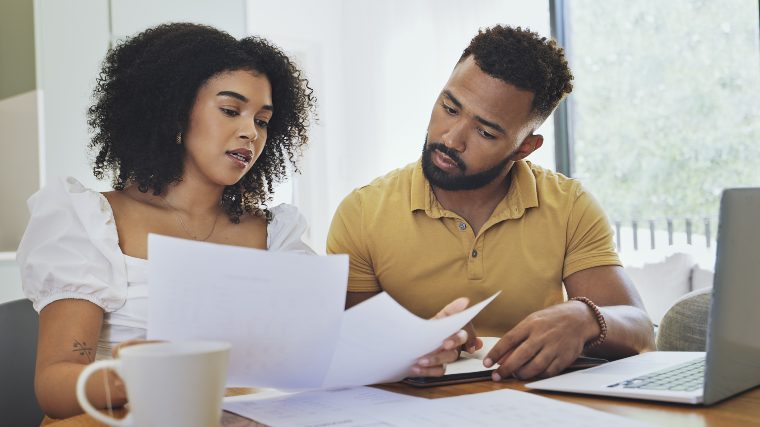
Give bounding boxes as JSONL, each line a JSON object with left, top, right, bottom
{"left": 217, "top": 91, "right": 274, "bottom": 111}
{"left": 217, "top": 91, "right": 249, "bottom": 102}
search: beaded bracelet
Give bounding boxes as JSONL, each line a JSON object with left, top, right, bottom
{"left": 569, "top": 296, "right": 608, "bottom": 349}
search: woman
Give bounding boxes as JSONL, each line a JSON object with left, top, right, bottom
{"left": 18, "top": 22, "right": 466, "bottom": 420}
{"left": 16, "top": 23, "right": 317, "bottom": 418}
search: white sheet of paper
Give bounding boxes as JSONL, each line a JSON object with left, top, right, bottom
{"left": 321, "top": 292, "right": 500, "bottom": 388}
{"left": 223, "top": 386, "right": 421, "bottom": 427}
{"left": 444, "top": 336, "right": 499, "bottom": 375}
{"left": 416, "top": 389, "right": 653, "bottom": 427}
{"left": 223, "top": 387, "right": 653, "bottom": 427}
{"left": 147, "top": 234, "right": 349, "bottom": 388}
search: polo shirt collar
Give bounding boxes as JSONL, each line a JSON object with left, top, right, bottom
{"left": 410, "top": 159, "right": 539, "bottom": 221}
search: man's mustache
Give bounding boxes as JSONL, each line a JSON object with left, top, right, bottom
{"left": 426, "top": 142, "right": 467, "bottom": 171}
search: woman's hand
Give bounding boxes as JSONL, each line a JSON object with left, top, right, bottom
{"left": 410, "top": 297, "right": 478, "bottom": 376}
{"left": 460, "top": 321, "right": 484, "bottom": 354}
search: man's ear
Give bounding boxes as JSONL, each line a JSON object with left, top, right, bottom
{"left": 509, "top": 134, "right": 544, "bottom": 161}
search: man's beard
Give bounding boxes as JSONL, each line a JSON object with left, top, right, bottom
{"left": 421, "top": 137, "right": 512, "bottom": 191}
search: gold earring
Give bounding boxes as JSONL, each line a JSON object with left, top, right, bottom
{"left": 176, "top": 132, "right": 182, "bottom": 145}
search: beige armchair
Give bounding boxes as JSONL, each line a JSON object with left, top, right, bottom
{"left": 655, "top": 288, "right": 712, "bottom": 351}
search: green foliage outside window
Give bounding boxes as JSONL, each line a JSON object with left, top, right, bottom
{"left": 568, "top": 0, "right": 760, "bottom": 232}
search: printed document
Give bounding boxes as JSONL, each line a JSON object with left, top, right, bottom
{"left": 223, "top": 387, "right": 653, "bottom": 427}
{"left": 147, "top": 234, "right": 348, "bottom": 388}
{"left": 224, "top": 387, "right": 422, "bottom": 427}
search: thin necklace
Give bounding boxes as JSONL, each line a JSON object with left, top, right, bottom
{"left": 160, "top": 196, "right": 220, "bottom": 241}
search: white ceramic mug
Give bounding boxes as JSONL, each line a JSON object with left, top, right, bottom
{"left": 76, "top": 340, "right": 230, "bottom": 427}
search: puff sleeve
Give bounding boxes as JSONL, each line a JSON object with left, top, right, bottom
{"left": 16, "top": 177, "right": 128, "bottom": 313}
{"left": 267, "top": 203, "right": 315, "bottom": 254}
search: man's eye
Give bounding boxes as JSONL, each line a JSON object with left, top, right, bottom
{"left": 255, "top": 119, "right": 269, "bottom": 129}
{"left": 220, "top": 108, "right": 239, "bottom": 117}
{"left": 441, "top": 103, "right": 457, "bottom": 115}
{"left": 478, "top": 128, "right": 495, "bottom": 140}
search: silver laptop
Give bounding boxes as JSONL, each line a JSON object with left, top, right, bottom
{"left": 527, "top": 188, "right": 760, "bottom": 405}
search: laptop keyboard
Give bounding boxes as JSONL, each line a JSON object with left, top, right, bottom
{"left": 609, "top": 358, "right": 705, "bottom": 392}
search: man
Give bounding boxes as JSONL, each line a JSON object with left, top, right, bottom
{"left": 327, "top": 25, "right": 655, "bottom": 381}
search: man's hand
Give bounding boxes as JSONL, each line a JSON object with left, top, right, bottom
{"left": 410, "top": 297, "right": 475, "bottom": 376}
{"left": 483, "top": 300, "right": 599, "bottom": 380}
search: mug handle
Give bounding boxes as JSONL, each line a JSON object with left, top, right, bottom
{"left": 76, "top": 359, "right": 132, "bottom": 427}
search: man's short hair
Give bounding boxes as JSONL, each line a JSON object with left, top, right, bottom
{"left": 459, "top": 25, "right": 573, "bottom": 121}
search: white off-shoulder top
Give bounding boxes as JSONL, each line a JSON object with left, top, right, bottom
{"left": 17, "top": 177, "right": 314, "bottom": 359}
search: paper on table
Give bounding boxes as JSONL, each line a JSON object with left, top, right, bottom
{"left": 376, "top": 388, "right": 654, "bottom": 427}
{"left": 147, "top": 234, "right": 348, "bottom": 388}
{"left": 321, "top": 292, "right": 500, "bottom": 388}
{"left": 224, "top": 386, "right": 422, "bottom": 427}
{"left": 223, "top": 387, "right": 653, "bottom": 427}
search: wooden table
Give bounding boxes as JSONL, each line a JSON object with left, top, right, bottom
{"left": 44, "top": 381, "right": 760, "bottom": 426}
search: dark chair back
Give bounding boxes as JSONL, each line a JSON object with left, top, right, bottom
{"left": 0, "top": 299, "right": 43, "bottom": 426}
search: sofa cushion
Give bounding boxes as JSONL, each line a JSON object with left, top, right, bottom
{"left": 691, "top": 265, "right": 714, "bottom": 290}
{"left": 621, "top": 252, "right": 695, "bottom": 324}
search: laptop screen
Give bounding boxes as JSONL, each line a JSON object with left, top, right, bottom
{"left": 704, "top": 188, "right": 760, "bottom": 405}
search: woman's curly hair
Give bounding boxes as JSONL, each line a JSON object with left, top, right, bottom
{"left": 460, "top": 25, "right": 573, "bottom": 121}
{"left": 88, "top": 22, "right": 316, "bottom": 222}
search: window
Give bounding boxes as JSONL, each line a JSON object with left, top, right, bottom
{"left": 562, "top": 0, "right": 760, "bottom": 263}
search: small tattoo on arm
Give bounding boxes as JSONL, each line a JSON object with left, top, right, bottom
{"left": 73, "top": 339, "right": 95, "bottom": 362}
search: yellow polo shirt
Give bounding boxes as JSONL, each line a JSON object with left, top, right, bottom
{"left": 327, "top": 159, "right": 621, "bottom": 337}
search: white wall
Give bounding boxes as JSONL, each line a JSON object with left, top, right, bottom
{"left": 0, "top": 91, "right": 36, "bottom": 301}
{"left": 34, "top": 0, "right": 111, "bottom": 191}
{"left": 110, "top": 0, "right": 246, "bottom": 39}
{"left": 0, "top": 91, "right": 38, "bottom": 253}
